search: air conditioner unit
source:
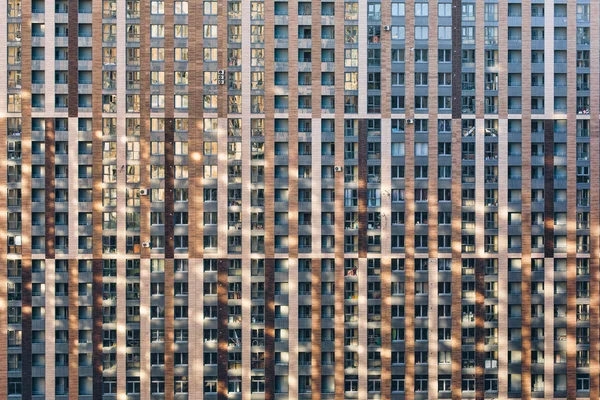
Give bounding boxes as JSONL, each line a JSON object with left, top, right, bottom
{"left": 334, "top": 166, "right": 344, "bottom": 172}
{"left": 140, "top": 189, "right": 149, "bottom": 196}
{"left": 406, "top": 118, "right": 414, "bottom": 124}
{"left": 141, "top": 242, "right": 151, "bottom": 248}
{"left": 382, "top": 25, "right": 391, "bottom": 31}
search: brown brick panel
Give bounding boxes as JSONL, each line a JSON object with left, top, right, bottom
{"left": 164, "top": 259, "right": 175, "bottom": 400}
{"left": 427, "top": 3, "right": 440, "bottom": 394}
{"left": 566, "top": 3, "right": 577, "bottom": 396}
{"left": 165, "top": 118, "right": 175, "bottom": 259}
{"left": 358, "top": 120, "right": 368, "bottom": 258}
{"left": 475, "top": 259, "right": 485, "bottom": 400}
{"left": 474, "top": 0, "right": 484, "bottom": 121}
{"left": 187, "top": 0, "right": 203, "bottom": 261}
{"left": 427, "top": 0, "right": 439, "bottom": 252}
{"left": 164, "top": 0, "right": 175, "bottom": 260}
{"left": 380, "top": 257, "right": 392, "bottom": 398}
{"left": 68, "top": 0, "right": 79, "bottom": 117}
{"left": 265, "top": 258, "right": 275, "bottom": 400}
{"left": 451, "top": 0, "right": 462, "bottom": 120}
{"left": 333, "top": 0, "right": 346, "bottom": 396}
{"left": 0, "top": 112, "right": 7, "bottom": 400}
{"left": 21, "top": 257, "right": 32, "bottom": 400}
{"left": 217, "top": 0, "right": 228, "bottom": 120}
{"left": 404, "top": 0, "right": 415, "bottom": 396}
{"left": 311, "top": 259, "right": 322, "bottom": 398}
{"left": 263, "top": 0, "right": 274, "bottom": 257}
{"left": 92, "top": 0, "right": 104, "bottom": 394}
{"left": 162, "top": 11, "right": 175, "bottom": 396}
{"left": 45, "top": 119, "right": 56, "bottom": 259}
{"left": 310, "top": 0, "right": 321, "bottom": 116}
{"left": 312, "top": 1, "right": 322, "bottom": 118}
{"left": 380, "top": 0, "right": 394, "bottom": 384}
{"left": 380, "top": 0, "right": 391, "bottom": 119}
{"left": 589, "top": 0, "right": 600, "bottom": 396}
{"left": 92, "top": 259, "right": 103, "bottom": 399}
{"left": 520, "top": 1, "right": 532, "bottom": 398}
{"left": 566, "top": 263, "right": 577, "bottom": 393}
{"left": 544, "top": 120, "right": 554, "bottom": 257}
{"left": 497, "top": 2, "right": 507, "bottom": 119}
{"left": 288, "top": 0, "right": 298, "bottom": 262}
{"left": 139, "top": 0, "right": 151, "bottom": 259}
{"left": 20, "top": 0, "right": 32, "bottom": 395}
{"left": 450, "top": 121, "right": 462, "bottom": 400}
{"left": 91, "top": 0, "right": 103, "bottom": 245}
{"left": 217, "top": 258, "right": 229, "bottom": 400}
{"left": 69, "top": 259, "right": 79, "bottom": 400}
{"left": 264, "top": 0, "right": 275, "bottom": 396}
{"left": 288, "top": 3, "right": 299, "bottom": 392}
{"left": 333, "top": 252, "right": 344, "bottom": 400}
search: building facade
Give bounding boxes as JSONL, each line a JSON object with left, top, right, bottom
{"left": 1, "top": 0, "right": 600, "bottom": 398}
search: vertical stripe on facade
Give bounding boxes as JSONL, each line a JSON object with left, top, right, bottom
{"left": 263, "top": 0, "right": 275, "bottom": 395}
{"left": 138, "top": 0, "right": 150, "bottom": 395}
{"left": 44, "top": 116, "right": 56, "bottom": 399}
{"left": 403, "top": 0, "right": 415, "bottom": 396}
{"left": 308, "top": 3, "right": 323, "bottom": 396}
{"left": 544, "top": 119, "right": 554, "bottom": 257}
{"left": 69, "top": 259, "right": 79, "bottom": 399}
{"left": 496, "top": 0, "right": 509, "bottom": 393}
{"left": 67, "top": 0, "right": 78, "bottom": 118}
{"left": 450, "top": 0, "right": 462, "bottom": 397}
{"left": 589, "top": 0, "right": 600, "bottom": 396}
{"left": 543, "top": 118, "right": 555, "bottom": 398}
{"left": 20, "top": 0, "right": 32, "bottom": 394}
{"left": 358, "top": 120, "right": 368, "bottom": 257}
{"left": 427, "top": 0, "right": 439, "bottom": 396}
{"left": 92, "top": 0, "right": 104, "bottom": 390}
{"left": 566, "top": 1, "right": 577, "bottom": 396}
{"left": 379, "top": 0, "right": 392, "bottom": 392}
{"left": 333, "top": 0, "right": 345, "bottom": 397}
{"left": 162, "top": 15, "right": 176, "bottom": 400}
{"left": 520, "top": 0, "right": 533, "bottom": 393}
{"left": 475, "top": 259, "right": 485, "bottom": 400}
{"left": 217, "top": 258, "right": 229, "bottom": 399}
{"left": 187, "top": 0, "right": 204, "bottom": 392}
{"left": 309, "top": 0, "right": 322, "bottom": 394}
{"left": 45, "top": 119, "right": 55, "bottom": 258}
{"left": 0, "top": 0, "right": 7, "bottom": 394}
{"left": 310, "top": 258, "right": 322, "bottom": 397}
{"left": 287, "top": 0, "right": 299, "bottom": 393}
{"left": 264, "top": 258, "right": 275, "bottom": 400}
{"left": 138, "top": 0, "right": 151, "bottom": 391}
{"left": 66, "top": 0, "right": 79, "bottom": 393}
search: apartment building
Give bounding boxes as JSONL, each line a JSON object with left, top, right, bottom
{"left": 1, "top": 0, "right": 599, "bottom": 398}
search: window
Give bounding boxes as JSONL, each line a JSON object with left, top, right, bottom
{"left": 204, "top": 24, "right": 217, "bottom": 38}
{"left": 392, "top": 72, "right": 404, "bottom": 86}
{"left": 391, "top": 50, "right": 405, "bottom": 65}
{"left": 204, "top": 1, "right": 217, "bottom": 15}
{"left": 438, "top": 26, "right": 452, "bottom": 40}
{"left": 392, "top": 2, "right": 405, "bottom": 16}
{"left": 439, "top": 3, "right": 451, "bottom": 16}
{"left": 438, "top": 49, "right": 451, "bottom": 63}
{"left": 151, "top": 0, "right": 164, "bottom": 14}
{"left": 175, "top": 0, "right": 188, "bottom": 14}
{"left": 415, "top": 2, "right": 428, "bottom": 16}
{"left": 251, "top": 376, "right": 265, "bottom": 393}
{"left": 392, "top": 26, "right": 405, "bottom": 40}
{"left": 462, "top": 26, "right": 475, "bottom": 44}
{"left": 462, "top": 3, "right": 475, "bottom": 20}
{"left": 415, "top": 26, "right": 428, "bottom": 40}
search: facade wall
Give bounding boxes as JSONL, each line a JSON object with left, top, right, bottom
{"left": 1, "top": 0, "right": 599, "bottom": 399}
